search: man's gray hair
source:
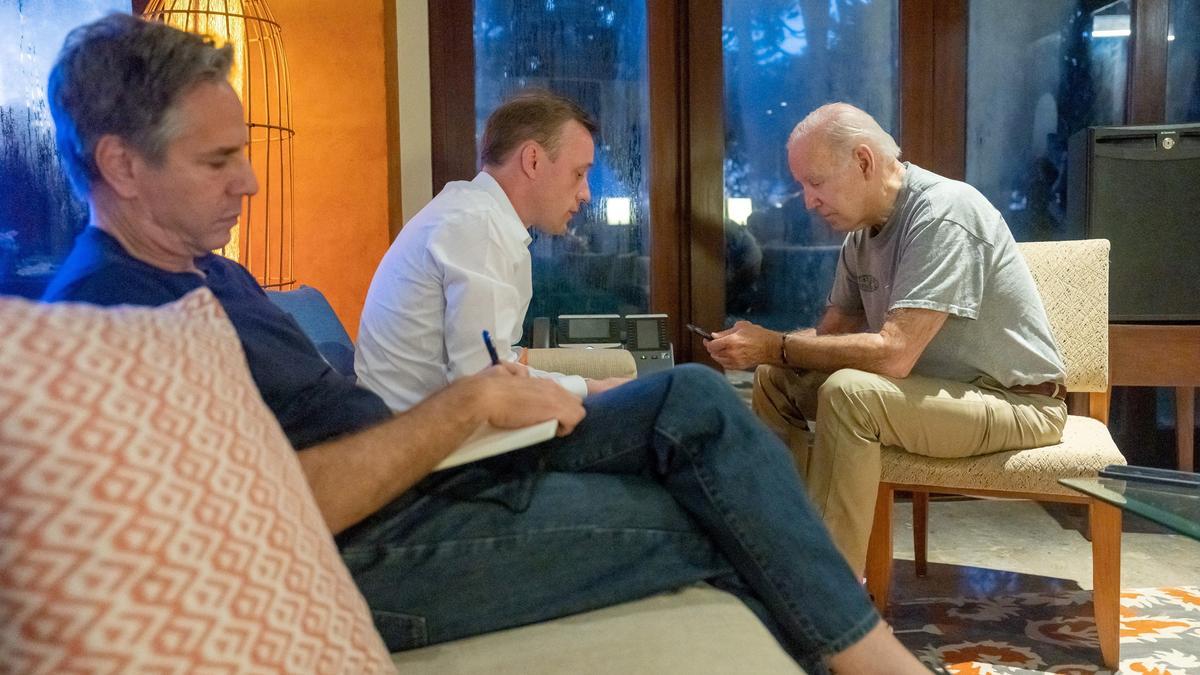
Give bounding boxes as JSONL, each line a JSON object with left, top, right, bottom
{"left": 787, "top": 102, "right": 901, "bottom": 165}
{"left": 48, "top": 13, "right": 233, "bottom": 198}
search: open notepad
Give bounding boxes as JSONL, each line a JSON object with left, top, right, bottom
{"left": 434, "top": 419, "right": 559, "bottom": 471}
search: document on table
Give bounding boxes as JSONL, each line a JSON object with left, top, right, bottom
{"left": 434, "top": 419, "right": 559, "bottom": 471}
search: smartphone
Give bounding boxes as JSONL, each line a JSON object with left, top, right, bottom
{"left": 686, "top": 323, "right": 716, "bottom": 340}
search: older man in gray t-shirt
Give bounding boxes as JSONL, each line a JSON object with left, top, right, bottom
{"left": 830, "top": 163, "right": 1064, "bottom": 386}
{"left": 706, "top": 103, "right": 1068, "bottom": 576}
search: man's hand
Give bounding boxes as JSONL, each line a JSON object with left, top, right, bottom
{"left": 705, "top": 320, "right": 782, "bottom": 370}
{"left": 705, "top": 308, "right": 947, "bottom": 378}
{"left": 472, "top": 363, "right": 586, "bottom": 436}
{"left": 585, "top": 376, "right": 631, "bottom": 396}
{"left": 298, "top": 361, "right": 583, "bottom": 534}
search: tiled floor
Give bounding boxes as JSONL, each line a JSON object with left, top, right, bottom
{"left": 888, "top": 497, "right": 1200, "bottom": 602}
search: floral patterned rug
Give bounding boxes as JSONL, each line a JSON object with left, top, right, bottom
{"left": 891, "top": 586, "right": 1200, "bottom": 674}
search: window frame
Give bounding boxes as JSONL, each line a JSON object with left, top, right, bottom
{"left": 427, "top": 0, "right": 1173, "bottom": 363}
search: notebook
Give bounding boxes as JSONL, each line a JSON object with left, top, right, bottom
{"left": 434, "top": 419, "right": 559, "bottom": 471}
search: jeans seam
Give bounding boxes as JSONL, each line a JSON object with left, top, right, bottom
{"left": 372, "top": 608, "right": 429, "bottom": 651}
{"left": 819, "top": 608, "right": 880, "bottom": 655}
{"left": 342, "top": 525, "right": 708, "bottom": 558}
{"left": 657, "top": 424, "right": 837, "bottom": 653}
{"left": 554, "top": 444, "right": 645, "bottom": 472}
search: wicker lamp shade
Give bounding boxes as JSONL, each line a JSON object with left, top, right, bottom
{"left": 143, "top": 0, "right": 295, "bottom": 289}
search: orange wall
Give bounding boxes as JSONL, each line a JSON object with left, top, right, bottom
{"left": 271, "top": 0, "right": 392, "bottom": 339}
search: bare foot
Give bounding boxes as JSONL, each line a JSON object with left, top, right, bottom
{"left": 826, "top": 621, "right": 931, "bottom": 674}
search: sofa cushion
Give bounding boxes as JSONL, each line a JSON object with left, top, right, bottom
{"left": 0, "top": 289, "right": 393, "bottom": 673}
{"left": 390, "top": 584, "right": 804, "bottom": 674}
{"left": 880, "top": 414, "right": 1125, "bottom": 497}
{"left": 265, "top": 285, "right": 357, "bottom": 379}
{"left": 526, "top": 347, "right": 639, "bottom": 380}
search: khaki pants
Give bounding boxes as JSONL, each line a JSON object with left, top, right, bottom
{"left": 753, "top": 365, "right": 1068, "bottom": 576}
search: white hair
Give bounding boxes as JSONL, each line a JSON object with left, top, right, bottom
{"left": 786, "top": 102, "right": 901, "bottom": 165}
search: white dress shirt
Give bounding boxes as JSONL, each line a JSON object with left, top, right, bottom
{"left": 355, "top": 171, "right": 588, "bottom": 412}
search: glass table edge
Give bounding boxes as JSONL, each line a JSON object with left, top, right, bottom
{"left": 1059, "top": 477, "right": 1200, "bottom": 541}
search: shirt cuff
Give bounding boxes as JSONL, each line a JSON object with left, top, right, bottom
{"left": 528, "top": 368, "right": 589, "bottom": 399}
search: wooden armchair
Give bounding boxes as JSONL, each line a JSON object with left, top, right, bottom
{"left": 864, "top": 239, "right": 1126, "bottom": 668}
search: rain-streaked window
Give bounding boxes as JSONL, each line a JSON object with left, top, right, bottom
{"left": 721, "top": 0, "right": 899, "bottom": 331}
{"left": 474, "top": 0, "right": 651, "bottom": 338}
{"left": 966, "top": 1, "right": 1129, "bottom": 243}
{"left": 1168, "top": 0, "right": 1200, "bottom": 123}
{"left": 1, "top": 1, "right": 128, "bottom": 298}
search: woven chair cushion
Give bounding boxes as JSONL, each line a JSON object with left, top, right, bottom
{"left": 880, "top": 415, "right": 1125, "bottom": 498}
{"left": 1017, "top": 239, "right": 1109, "bottom": 392}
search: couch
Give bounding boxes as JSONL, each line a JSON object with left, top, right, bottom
{"left": 391, "top": 584, "right": 799, "bottom": 673}
{"left": 1, "top": 287, "right": 800, "bottom": 673}
{"left": 264, "top": 287, "right": 803, "bottom": 673}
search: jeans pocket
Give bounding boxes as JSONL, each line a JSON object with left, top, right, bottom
{"left": 372, "top": 609, "right": 429, "bottom": 652}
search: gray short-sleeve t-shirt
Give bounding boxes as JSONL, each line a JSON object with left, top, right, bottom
{"left": 828, "top": 163, "right": 1065, "bottom": 387}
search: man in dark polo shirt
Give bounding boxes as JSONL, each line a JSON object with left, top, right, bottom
{"left": 40, "top": 14, "right": 931, "bottom": 674}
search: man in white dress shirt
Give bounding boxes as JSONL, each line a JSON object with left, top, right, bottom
{"left": 356, "top": 91, "right": 628, "bottom": 411}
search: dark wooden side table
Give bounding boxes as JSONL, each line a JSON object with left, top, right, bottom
{"left": 1109, "top": 325, "right": 1200, "bottom": 472}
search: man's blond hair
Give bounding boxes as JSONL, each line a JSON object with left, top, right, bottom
{"left": 480, "top": 90, "right": 597, "bottom": 167}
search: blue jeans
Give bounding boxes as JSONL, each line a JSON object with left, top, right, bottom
{"left": 336, "top": 365, "right": 879, "bottom": 670}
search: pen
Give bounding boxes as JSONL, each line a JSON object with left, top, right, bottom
{"left": 482, "top": 330, "right": 501, "bottom": 366}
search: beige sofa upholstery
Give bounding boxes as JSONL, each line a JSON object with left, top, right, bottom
{"left": 390, "top": 585, "right": 802, "bottom": 674}
{"left": 527, "top": 346, "right": 640, "bottom": 380}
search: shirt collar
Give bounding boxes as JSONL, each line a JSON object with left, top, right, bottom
{"left": 472, "top": 171, "right": 532, "bottom": 246}
{"left": 88, "top": 226, "right": 213, "bottom": 279}
{"left": 874, "top": 161, "right": 913, "bottom": 239}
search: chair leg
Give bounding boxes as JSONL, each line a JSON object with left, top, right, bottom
{"left": 1089, "top": 389, "right": 1111, "bottom": 426}
{"left": 912, "top": 491, "right": 929, "bottom": 577}
{"left": 1090, "top": 499, "right": 1122, "bottom": 670}
{"left": 1176, "top": 386, "right": 1195, "bottom": 473}
{"left": 865, "top": 484, "right": 895, "bottom": 612}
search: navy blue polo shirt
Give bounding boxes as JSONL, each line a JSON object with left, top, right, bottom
{"left": 43, "top": 227, "right": 392, "bottom": 450}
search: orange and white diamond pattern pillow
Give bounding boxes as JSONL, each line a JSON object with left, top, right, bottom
{"left": 0, "top": 289, "right": 395, "bottom": 674}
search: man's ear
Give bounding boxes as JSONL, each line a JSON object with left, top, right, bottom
{"left": 518, "top": 141, "right": 541, "bottom": 179}
{"left": 93, "top": 134, "right": 143, "bottom": 200}
{"left": 853, "top": 144, "right": 875, "bottom": 179}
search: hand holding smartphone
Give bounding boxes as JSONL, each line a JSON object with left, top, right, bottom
{"left": 686, "top": 323, "right": 716, "bottom": 340}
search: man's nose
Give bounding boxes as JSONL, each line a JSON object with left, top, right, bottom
{"left": 579, "top": 180, "right": 591, "bottom": 205}
{"left": 803, "top": 190, "right": 819, "bottom": 210}
{"left": 239, "top": 160, "right": 260, "bottom": 197}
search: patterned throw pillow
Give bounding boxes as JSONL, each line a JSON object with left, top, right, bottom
{"left": 0, "top": 289, "right": 394, "bottom": 673}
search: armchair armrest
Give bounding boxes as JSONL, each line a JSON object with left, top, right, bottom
{"left": 527, "top": 348, "right": 638, "bottom": 380}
